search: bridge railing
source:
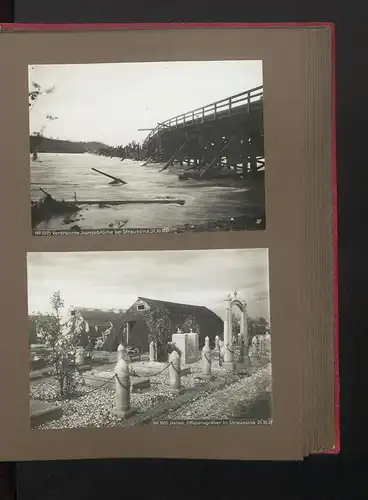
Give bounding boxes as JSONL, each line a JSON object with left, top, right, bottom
{"left": 143, "top": 85, "right": 263, "bottom": 145}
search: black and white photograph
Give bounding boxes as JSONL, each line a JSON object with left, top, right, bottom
{"left": 28, "top": 249, "right": 272, "bottom": 429}
{"left": 29, "top": 61, "right": 265, "bottom": 235}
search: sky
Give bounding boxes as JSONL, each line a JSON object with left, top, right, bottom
{"left": 28, "top": 60, "right": 263, "bottom": 146}
{"left": 27, "top": 248, "right": 270, "bottom": 321}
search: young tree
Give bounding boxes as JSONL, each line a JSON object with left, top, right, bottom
{"left": 182, "top": 314, "right": 201, "bottom": 334}
{"left": 29, "top": 81, "right": 57, "bottom": 158}
{"left": 144, "top": 306, "right": 174, "bottom": 361}
{"left": 35, "top": 291, "right": 63, "bottom": 347}
{"left": 35, "top": 292, "right": 84, "bottom": 398}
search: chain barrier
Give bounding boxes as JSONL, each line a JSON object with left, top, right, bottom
{"left": 226, "top": 345, "right": 235, "bottom": 355}
{"left": 66, "top": 373, "right": 116, "bottom": 400}
{"left": 114, "top": 373, "right": 131, "bottom": 392}
{"left": 217, "top": 345, "right": 234, "bottom": 361}
{"left": 170, "top": 361, "right": 181, "bottom": 376}
{"left": 128, "top": 361, "right": 172, "bottom": 379}
{"left": 64, "top": 360, "right": 182, "bottom": 400}
{"left": 214, "top": 344, "right": 242, "bottom": 365}
{"left": 215, "top": 349, "right": 224, "bottom": 364}
{"left": 128, "top": 360, "right": 182, "bottom": 380}
{"left": 53, "top": 358, "right": 182, "bottom": 401}
{"left": 203, "top": 354, "right": 212, "bottom": 364}
{"left": 50, "top": 342, "right": 258, "bottom": 401}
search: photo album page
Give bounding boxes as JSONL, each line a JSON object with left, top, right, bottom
{"left": 0, "top": 23, "right": 338, "bottom": 461}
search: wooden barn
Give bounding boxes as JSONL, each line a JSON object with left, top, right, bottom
{"left": 72, "top": 308, "right": 126, "bottom": 347}
{"left": 100, "top": 297, "right": 224, "bottom": 354}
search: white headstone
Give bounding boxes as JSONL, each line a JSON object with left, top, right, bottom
{"left": 251, "top": 336, "right": 259, "bottom": 356}
{"left": 149, "top": 340, "right": 157, "bottom": 362}
{"left": 172, "top": 331, "right": 199, "bottom": 364}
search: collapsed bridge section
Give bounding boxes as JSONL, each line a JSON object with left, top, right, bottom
{"left": 142, "top": 86, "right": 264, "bottom": 178}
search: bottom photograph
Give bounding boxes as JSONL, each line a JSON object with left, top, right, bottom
{"left": 27, "top": 248, "right": 272, "bottom": 430}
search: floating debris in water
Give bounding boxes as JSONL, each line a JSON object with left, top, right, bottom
{"left": 31, "top": 187, "right": 80, "bottom": 228}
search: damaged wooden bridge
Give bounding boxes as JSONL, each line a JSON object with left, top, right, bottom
{"left": 141, "top": 86, "right": 264, "bottom": 178}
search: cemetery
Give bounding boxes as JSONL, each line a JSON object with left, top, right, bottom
{"left": 29, "top": 291, "right": 272, "bottom": 429}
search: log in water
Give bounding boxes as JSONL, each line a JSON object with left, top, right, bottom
{"left": 91, "top": 167, "right": 127, "bottom": 185}
{"left": 69, "top": 199, "right": 186, "bottom": 206}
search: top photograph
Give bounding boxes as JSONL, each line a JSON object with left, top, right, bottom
{"left": 29, "top": 60, "right": 265, "bottom": 236}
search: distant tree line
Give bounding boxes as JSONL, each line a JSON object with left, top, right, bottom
{"left": 29, "top": 134, "right": 143, "bottom": 160}
{"left": 28, "top": 77, "right": 145, "bottom": 160}
{"left": 95, "top": 140, "right": 142, "bottom": 160}
{"left": 231, "top": 313, "right": 270, "bottom": 339}
{"left": 29, "top": 135, "right": 110, "bottom": 154}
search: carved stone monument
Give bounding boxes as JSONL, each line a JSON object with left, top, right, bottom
{"left": 171, "top": 330, "right": 200, "bottom": 364}
{"left": 222, "top": 290, "right": 250, "bottom": 370}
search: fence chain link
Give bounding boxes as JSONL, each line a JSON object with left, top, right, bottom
{"left": 203, "top": 354, "right": 212, "bottom": 364}
{"left": 129, "top": 361, "right": 172, "bottom": 379}
{"left": 170, "top": 361, "right": 181, "bottom": 376}
{"left": 114, "top": 373, "right": 131, "bottom": 392}
{"left": 67, "top": 373, "right": 116, "bottom": 400}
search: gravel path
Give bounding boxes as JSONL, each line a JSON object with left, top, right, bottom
{"left": 30, "top": 363, "right": 243, "bottom": 429}
{"left": 161, "top": 364, "right": 272, "bottom": 422}
{"left": 30, "top": 362, "right": 270, "bottom": 429}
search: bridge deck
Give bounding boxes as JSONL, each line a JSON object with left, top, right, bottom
{"left": 143, "top": 86, "right": 263, "bottom": 145}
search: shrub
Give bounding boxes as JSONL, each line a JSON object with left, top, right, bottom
{"left": 32, "top": 291, "right": 84, "bottom": 398}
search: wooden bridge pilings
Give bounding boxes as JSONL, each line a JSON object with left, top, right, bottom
{"left": 141, "top": 86, "right": 264, "bottom": 177}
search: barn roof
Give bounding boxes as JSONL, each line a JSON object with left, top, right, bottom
{"left": 77, "top": 308, "right": 125, "bottom": 327}
{"left": 137, "top": 297, "right": 222, "bottom": 321}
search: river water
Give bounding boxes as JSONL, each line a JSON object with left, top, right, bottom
{"left": 31, "top": 153, "right": 263, "bottom": 230}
